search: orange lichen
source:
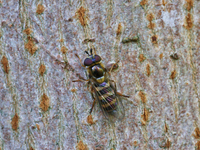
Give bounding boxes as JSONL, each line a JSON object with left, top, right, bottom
{"left": 147, "top": 13, "right": 154, "bottom": 22}
{"left": 116, "top": 23, "right": 122, "bottom": 36}
{"left": 87, "top": 115, "right": 95, "bottom": 125}
{"left": 30, "top": 147, "right": 34, "bottom": 150}
{"left": 141, "top": 108, "right": 149, "bottom": 125}
{"left": 196, "top": 141, "right": 200, "bottom": 150}
{"left": 140, "top": 0, "right": 148, "bottom": 6}
{"left": 139, "top": 54, "right": 146, "bottom": 62}
{"left": 151, "top": 35, "right": 158, "bottom": 44}
{"left": 36, "top": 4, "right": 45, "bottom": 14}
{"left": 36, "top": 124, "right": 40, "bottom": 130}
{"left": 133, "top": 141, "right": 138, "bottom": 146}
{"left": 164, "top": 123, "right": 168, "bottom": 132}
{"left": 11, "top": 113, "right": 19, "bottom": 131}
{"left": 71, "top": 88, "right": 77, "bottom": 93}
{"left": 59, "top": 38, "right": 64, "bottom": 42}
{"left": 1, "top": 56, "right": 9, "bottom": 74}
{"left": 159, "top": 53, "right": 163, "bottom": 59}
{"left": 76, "top": 6, "right": 87, "bottom": 26}
{"left": 39, "top": 64, "right": 46, "bottom": 76}
{"left": 185, "top": 13, "right": 193, "bottom": 30}
{"left": 170, "top": 70, "right": 176, "bottom": 79}
{"left": 162, "top": 0, "right": 167, "bottom": 6}
{"left": 157, "top": 10, "right": 162, "bottom": 18}
{"left": 139, "top": 91, "right": 147, "bottom": 103}
{"left": 185, "top": 0, "right": 193, "bottom": 11}
{"left": 25, "top": 37, "right": 38, "bottom": 55}
{"left": 61, "top": 46, "right": 68, "bottom": 54}
{"left": 141, "top": 119, "right": 146, "bottom": 126}
{"left": 164, "top": 138, "right": 171, "bottom": 148}
{"left": 147, "top": 22, "right": 155, "bottom": 29}
{"left": 76, "top": 141, "right": 88, "bottom": 150}
{"left": 23, "top": 28, "right": 32, "bottom": 35}
{"left": 193, "top": 127, "right": 200, "bottom": 139}
{"left": 40, "top": 93, "right": 50, "bottom": 112}
{"left": 146, "top": 64, "right": 151, "bottom": 76}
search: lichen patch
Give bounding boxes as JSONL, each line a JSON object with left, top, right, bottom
{"left": 170, "top": 70, "right": 176, "bottom": 79}
{"left": 76, "top": 141, "right": 88, "bottom": 150}
{"left": 1, "top": 56, "right": 9, "bottom": 74}
{"left": 23, "top": 28, "right": 32, "bottom": 35}
{"left": 159, "top": 53, "right": 163, "bottom": 59}
{"left": 11, "top": 113, "right": 19, "bottom": 131}
{"left": 39, "top": 64, "right": 46, "bottom": 76}
{"left": 139, "top": 91, "right": 147, "bottom": 103}
{"left": 184, "top": 13, "right": 193, "bottom": 30}
{"left": 36, "top": 4, "right": 45, "bottom": 14}
{"left": 185, "top": 0, "right": 193, "bottom": 11}
{"left": 76, "top": 6, "right": 87, "bottom": 26}
{"left": 147, "top": 13, "right": 154, "bottom": 22}
{"left": 151, "top": 35, "right": 158, "bottom": 44}
{"left": 139, "top": 54, "right": 146, "bottom": 62}
{"left": 140, "top": 0, "right": 148, "bottom": 6}
{"left": 141, "top": 108, "right": 149, "bottom": 125}
{"left": 61, "top": 46, "right": 68, "bottom": 54}
{"left": 146, "top": 64, "right": 151, "bottom": 76}
{"left": 40, "top": 93, "right": 50, "bottom": 112}
{"left": 116, "top": 23, "right": 122, "bottom": 36}
{"left": 87, "top": 115, "right": 95, "bottom": 125}
{"left": 25, "top": 37, "right": 38, "bottom": 55}
{"left": 193, "top": 127, "right": 200, "bottom": 139}
{"left": 148, "top": 22, "right": 155, "bottom": 29}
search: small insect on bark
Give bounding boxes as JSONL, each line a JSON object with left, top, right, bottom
{"left": 73, "top": 49, "right": 129, "bottom": 123}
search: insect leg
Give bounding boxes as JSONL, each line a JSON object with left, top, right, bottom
{"left": 72, "top": 78, "right": 89, "bottom": 82}
{"left": 108, "top": 60, "right": 119, "bottom": 75}
{"left": 89, "top": 87, "right": 96, "bottom": 114}
{"left": 109, "top": 79, "right": 117, "bottom": 89}
{"left": 109, "top": 79, "right": 130, "bottom": 98}
{"left": 116, "top": 92, "right": 130, "bottom": 98}
{"left": 89, "top": 96, "right": 96, "bottom": 114}
{"left": 75, "top": 53, "right": 85, "bottom": 68}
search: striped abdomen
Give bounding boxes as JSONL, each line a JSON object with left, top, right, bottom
{"left": 94, "top": 82, "right": 117, "bottom": 113}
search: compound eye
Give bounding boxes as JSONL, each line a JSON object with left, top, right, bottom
{"left": 84, "top": 58, "right": 93, "bottom": 66}
{"left": 95, "top": 55, "right": 101, "bottom": 62}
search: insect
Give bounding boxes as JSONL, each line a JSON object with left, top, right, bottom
{"left": 73, "top": 49, "right": 129, "bottom": 123}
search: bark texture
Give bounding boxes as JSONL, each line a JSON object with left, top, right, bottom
{"left": 0, "top": 0, "right": 200, "bottom": 149}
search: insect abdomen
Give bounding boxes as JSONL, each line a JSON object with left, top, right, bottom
{"left": 95, "top": 82, "right": 117, "bottom": 113}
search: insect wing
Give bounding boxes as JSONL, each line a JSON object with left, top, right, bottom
{"left": 104, "top": 96, "right": 125, "bottom": 123}
{"left": 93, "top": 84, "right": 125, "bottom": 123}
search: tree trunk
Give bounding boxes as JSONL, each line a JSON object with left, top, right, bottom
{"left": 0, "top": 0, "right": 200, "bottom": 149}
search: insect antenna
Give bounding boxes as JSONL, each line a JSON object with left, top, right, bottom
{"left": 90, "top": 48, "right": 93, "bottom": 55}
{"left": 85, "top": 51, "right": 90, "bottom": 56}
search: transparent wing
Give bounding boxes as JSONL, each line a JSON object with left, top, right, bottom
{"left": 92, "top": 83, "right": 125, "bottom": 123}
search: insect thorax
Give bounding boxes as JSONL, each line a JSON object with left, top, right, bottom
{"left": 87, "top": 62, "right": 106, "bottom": 84}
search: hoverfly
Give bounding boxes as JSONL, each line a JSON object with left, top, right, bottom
{"left": 73, "top": 49, "right": 129, "bottom": 123}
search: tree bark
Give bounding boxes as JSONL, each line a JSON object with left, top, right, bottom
{"left": 0, "top": 0, "right": 200, "bottom": 149}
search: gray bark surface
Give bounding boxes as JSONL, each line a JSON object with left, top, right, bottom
{"left": 0, "top": 0, "right": 200, "bottom": 149}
